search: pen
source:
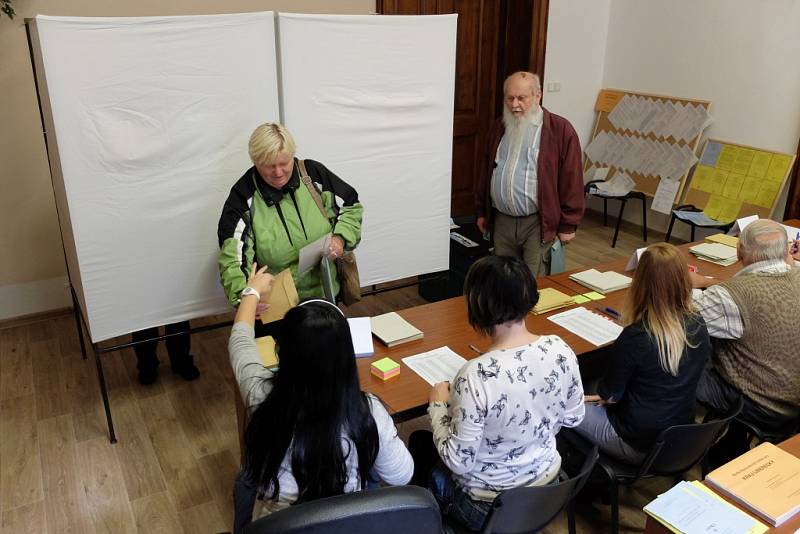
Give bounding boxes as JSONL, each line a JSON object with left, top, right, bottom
{"left": 468, "top": 344, "right": 483, "bottom": 355}
{"left": 597, "top": 306, "right": 621, "bottom": 321}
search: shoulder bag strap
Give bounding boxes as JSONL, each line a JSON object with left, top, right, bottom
{"left": 298, "top": 159, "right": 329, "bottom": 220}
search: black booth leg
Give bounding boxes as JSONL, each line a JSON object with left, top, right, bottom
{"left": 610, "top": 480, "right": 620, "bottom": 534}
{"left": 93, "top": 348, "right": 117, "bottom": 443}
{"left": 567, "top": 499, "right": 577, "bottom": 534}
{"left": 612, "top": 200, "right": 626, "bottom": 248}
{"left": 641, "top": 198, "right": 648, "bottom": 242}
{"left": 603, "top": 198, "right": 608, "bottom": 226}
{"left": 665, "top": 215, "right": 676, "bottom": 243}
{"left": 70, "top": 286, "right": 88, "bottom": 360}
{"left": 690, "top": 225, "right": 696, "bottom": 242}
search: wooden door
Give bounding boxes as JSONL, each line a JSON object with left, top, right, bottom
{"left": 378, "top": 0, "right": 501, "bottom": 216}
{"left": 377, "top": 0, "right": 549, "bottom": 216}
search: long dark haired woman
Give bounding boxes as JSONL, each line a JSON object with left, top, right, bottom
{"left": 230, "top": 264, "right": 413, "bottom": 532}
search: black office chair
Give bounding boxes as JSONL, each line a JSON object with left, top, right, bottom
{"left": 664, "top": 204, "right": 734, "bottom": 243}
{"left": 242, "top": 486, "right": 442, "bottom": 534}
{"left": 733, "top": 416, "right": 800, "bottom": 445}
{"left": 585, "top": 180, "right": 647, "bottom": 248}
{"left": 446, "top": 445, "right": 599, "bottom": 534}
{"left": 565, "top": 397, "right": 743, "bottom": 534}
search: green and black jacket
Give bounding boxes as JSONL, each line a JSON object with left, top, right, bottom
{"left": 217, "top": 159, "right": 363, "bottom": 306}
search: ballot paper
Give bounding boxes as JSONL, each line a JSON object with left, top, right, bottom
{"left": 651, "top": 177, "right": 681, "bottom": 214}
{"left": 298, "top": 234, "right": 329, "bottom": 274}
{"left": 402, "top": 346, "right": 468, "bottom": 386}
{"left": 547, "top": 307, "right": 623, "bottom": 346}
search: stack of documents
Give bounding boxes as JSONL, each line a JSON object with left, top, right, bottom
{"left": 370, "top": 312, "right": 423, "bottom": 347}
{"left": 256, "top": 336, "right": 279, "bottom": 370}
{"left": 402, "top": 347, "right": 467, "bottom": 386}
{"left": 706, "top": 442, "right": 800, "bottom": 526}
{"left": 644, "top": 481, "right": 767, "bottom": 534}
{"left": 531, "top": 287, "right": 575, "bottom": 315}
{"left": 706, "top": 233, "right": 739, "bottom": 247}
{"left": 569, "top": 269, "right": 632, "bottom": 294}
{"left": 689, "top": 242, "right": 738, "bottom": 266}
{"left": 547, "top": 307, "right": 623, "bottom": 346}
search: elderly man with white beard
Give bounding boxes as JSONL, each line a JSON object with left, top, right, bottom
{"left": 475, "top": 71, "right": 585, "bottom": 276}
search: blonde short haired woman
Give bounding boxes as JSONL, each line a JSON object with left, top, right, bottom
{"left": 572, "top": 243, "right": 711, "bottom": 463}
{"left": 218, "top": 123, "right": 363, "bottom": 310}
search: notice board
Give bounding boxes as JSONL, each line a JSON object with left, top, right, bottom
{"left": 584, "top": 89, "right": 711, "bottom": 202}
{"left": 682, "top": 139, "right": 796, "bottom": 222}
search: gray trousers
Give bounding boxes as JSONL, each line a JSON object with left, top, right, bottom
{"left": 572, "top": 403, "right": 646, "bottom": 464}
{"left": 492, "top": 210, "right": 553, "bottom": 276}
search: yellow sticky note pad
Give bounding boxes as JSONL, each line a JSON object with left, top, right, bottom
{"left": 747, "top": 152, "right": 772, "bottom": 179}
{"left": 703, "top": 195, "right": 725, "bottom": 219}
{"left": 766, "top": 154, "right": 792, "bottom": 182}
{"left": 573, "top": 295, "right": 591, "bottom": 304}
{"left": 722, "top": 173, "right": 745, "bottom": 199}
{"left": 584, "top": 292, "right": 606, "bottom": 301}
{"left": 739, "top": 178, "right": 762, "bottom": 204}
{"left": 710, "top": 170, "right": 728, "bottom": 195}
{"left": 690, "top": 165, "right": 714, "bottom": 192}
{"left": 716, "top": 145, "right": 738, "bottom": 171}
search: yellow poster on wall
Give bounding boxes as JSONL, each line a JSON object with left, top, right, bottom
{"left": 684, "top": 139, "right": 795, "bottom": 222}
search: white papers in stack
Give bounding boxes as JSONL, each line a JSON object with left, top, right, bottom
{"left": 402, "top": 346, "right": 467, "bottom": 386}
{"left": 689, "top": 243, "right": 738, "bottom": 266}
{"left": 370, "top": 312, "right": 423, "bottom": 347}
{"left": 569, "top": 269, "right": 632, "bottom": 294}
{"left": 547, "top": 307, "right": 622, "bottom": 346}
{"left": 347, "top": 317, "right": 374, "bottom": 358}
{"left": 590, "top": 172, "right": 635, "bottom": 197}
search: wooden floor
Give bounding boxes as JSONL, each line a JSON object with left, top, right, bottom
{"left": 0, "top": 212, "right": 689, "bottom": 534}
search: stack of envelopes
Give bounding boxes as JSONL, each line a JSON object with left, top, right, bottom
{"left": 689, "top": 242, "right": 738, "bottom": 266}
{"left": 569, "top": 269, "right": 632, "bottom": 294}
{"left": 531, "top": 287, "right": 576, "bottom": 315}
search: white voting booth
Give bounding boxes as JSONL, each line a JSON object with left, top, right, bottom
{"left": 30, "top": 12, "right": 456, "bottom": 344}
{"left": 28, "top": 11, "right": 456, "bottom": 440}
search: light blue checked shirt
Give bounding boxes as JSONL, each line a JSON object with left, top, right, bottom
{"left": 490, "top": 106, "right": 543, "bottom": 216}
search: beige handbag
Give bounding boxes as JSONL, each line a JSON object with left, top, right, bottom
{"left": 297, "top": 160, "right": 362, "bottom": 305}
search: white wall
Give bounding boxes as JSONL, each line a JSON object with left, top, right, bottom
{"left": 542, "top": 1, "right": 611, "bottom": 149}
{"left": 545, "top": 0, "right": 800, "bottom": 238}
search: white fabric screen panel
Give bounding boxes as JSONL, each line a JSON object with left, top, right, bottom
{"left": 279, "top": 13, "right": 457, "bottom": 285}
{"left": 31, "top": 13, "right": 280, "bottom": 342}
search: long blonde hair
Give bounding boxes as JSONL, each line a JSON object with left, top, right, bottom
{"left": 623, "top": 243, "right": 695, "bottom": 376}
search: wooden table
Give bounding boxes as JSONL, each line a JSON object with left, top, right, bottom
{"left": 643, "top": 434, "right": 800, "bottom": 534}
{"left": 359, "top": 218, "right": 800, "bottom": 422}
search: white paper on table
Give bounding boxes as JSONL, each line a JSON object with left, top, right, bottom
{"left": 347, "top": 317, "right": 374, "bottom": 358}
{"left": 547, "top": 307, "right": 623, "bottom": 346}
{"left": 652, "top": 178, "right": 681, "bottom": 215}
{"left": 727, "top": 214, "right": 759, "bottom": 236}
{"left": 402, "top": 346, "right": 468, "bottom": 386}
{"left": 782, "top": 224, "right": 800, "bottom": 242}
{"left": 625, "top": 246, "right": 647, "bottom": 271}
{"left": 298, "top": 234, "right": 328, "bottom": 274}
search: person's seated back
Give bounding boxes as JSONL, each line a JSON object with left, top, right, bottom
{"left": 573, "top": 243, "right": 711, "bottom": 464}
{"left": 692, "top": 219, "right": 800, "bottom": 428}
{"left": 228, "top": 265, "right": 413, "bottom": 530}
{"left": 425, "top": 255, "right": 585, "bottom": 530}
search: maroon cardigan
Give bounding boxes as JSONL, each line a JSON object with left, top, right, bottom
{"left": 475, "top": 108, "right": 585, "bottom": 244}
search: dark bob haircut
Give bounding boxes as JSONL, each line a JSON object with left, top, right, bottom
{"left": 463, "top": 255, "right": 539, "bottom": 336}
